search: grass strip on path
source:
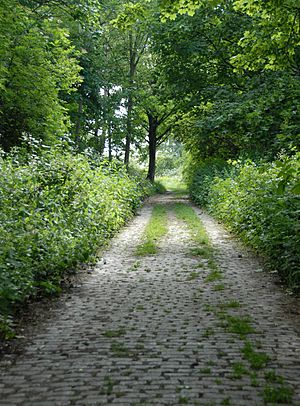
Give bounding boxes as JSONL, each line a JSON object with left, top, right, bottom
{"left": 136, "top": 204, "right": 168, "bottom": 256}
{"left": 173, "top": 203, "right": 209, "bottom": 245}
{"left": 173, "top": 203, "right": 217, "bottom": 269}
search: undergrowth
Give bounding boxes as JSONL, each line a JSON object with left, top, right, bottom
{"left": 188, "top": 154, "right": 300, "bottom": 290}
{"left": 0, "top": 147, "right": 154, "bottom": 338}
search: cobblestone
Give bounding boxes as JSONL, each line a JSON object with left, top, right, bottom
{"left": 0, "top": 194, "right": 299, "bottom": 405}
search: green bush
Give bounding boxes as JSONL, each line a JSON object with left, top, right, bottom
{"left": 188, "top": 159, "right": 231, "bottom": 207}
{"left": 0, "top": 148, "right": 150, "bottom": 332}
{"left": 189, "top": 154, "right": 300, "bottom": 289}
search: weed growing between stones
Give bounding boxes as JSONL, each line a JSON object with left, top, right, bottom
{"left": 173, "top": 203, "right": 221, "bottom": 281}
{"left": 128, "top": 261, "right": 141, "bottom": 272}
{"left": 200, "top": 367, "right": 211, "bottom": 375}
{"left": 136, "top": 205, "right": 168, "bottom": 256}
{"left": 205, "top": 270, "right": 223, "bottom": 282}
{"left": 199, "top": 294, "right": 294, "bottom": 402}
{"left": 221, "top": 398, "right": 232, "bottom": 405}
{"left": 263, "top": 371, "right": 294, "bottom": 403}
{"left": 231, "top": 362, "right": 249, "bottom": 379}
{"left": 102, "top": 328, "right": 126, "bottom": 338}
{"left": 263, "top": 385, "right": 294, "bottom": 404}
{"left": 241, "top": 341, "right": 270, "bottom": 369}
{"left": 178, "top": 396, "right": 189, "bottom": 404}
{"left": 187, "top": 271, "right": 200, "bottom": 281}
{"left": 217, "top": 300, "right": 241, "bottom": 310}
{"left": 202, "top": 327, "right": 215, "bottom": 338}
{"left": 173, "top": 203, "right": 209, "bottom": 246}
{"left": 213, "top": 284, "right": 225, "bottom": 291}
{"left": 223, "top": 315, "right": 255, "bottom": 337}
{"left": 110, "top": 342, "right": 131, "bottom": 357}
{"left": 100, "top": 375, "right": 118, "bottom": 396}
{"left": 265, "top": 370, "right": 284, "bottom": 384}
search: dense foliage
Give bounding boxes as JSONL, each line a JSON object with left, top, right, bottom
{"left": 0, "top": 0, "right": 300, "bottom": 333}
{"left": 0, "top": 0, "right": 81, "bottom": 150}
{"left": 153, "top": 2, "right": 300, "bottom": 161}
{"left": 0, "top": 147, "right": 153, "bottom": 337}
{"left": 189, "top": 154, "right": 300, "bottom": 290}
{"left": 151, "top": 0, "right": 300, "bottom": 290}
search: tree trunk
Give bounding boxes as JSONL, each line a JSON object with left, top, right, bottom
{"left": 147, "top": 113, "right": 158, "bottom": 183}
{"left": 108, "top": 121, "right": 112, "bottom": 162}
{"left": 74, "top": 96, "right": 83, "bottom": 144}
{"left": 124, "top": 32, "right": 136, "bottom": 167}
{"left": 98, "top": 128, "right": 106, "bottom": 155}
{"left": 124, "top": 95, "right": 133, "bottom": 166}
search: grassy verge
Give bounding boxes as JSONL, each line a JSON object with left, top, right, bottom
{"left": 136, "top": 205, "right": 168, "bottom": 256}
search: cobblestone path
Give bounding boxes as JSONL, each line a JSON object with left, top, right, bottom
{"left": 0, "top": 194, "right": 299, "bottom": 405}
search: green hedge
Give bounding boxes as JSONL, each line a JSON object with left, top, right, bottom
{"left": 0, "top": 149, "right": 153, "bottom": 335}
{"left": 189, "top": 155, "right": 300, "bottom": 290}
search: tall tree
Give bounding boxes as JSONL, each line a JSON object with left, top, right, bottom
{"left": 152, "top": 1, "right": 300, "bottom": 160}
{"left": 112, "top": 1, "right": 152, "bottom": 166}
{"left": 0, "top": 0, "right": 81, "bottom": 150}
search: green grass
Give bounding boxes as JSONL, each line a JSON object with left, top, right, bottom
{"left": 217, "top": 300, "right": 241, "bottom": 309}
{"left": 200, "top": 367, "right": 211, "bottom": 374}
{"left": 102, "top": 328, "right": 126, "bottom": 338}
{"left": 241, "top": 341, "right": 270, "bottom": 369}
{"left": 231, "top": 362, "right": 249, "bottom": 379}
{"left": 205, "top": 269, "right": 223, "bottom": 282}
{"left": 173, "top": 203, "right": 210, "bottom": 246}
{"left": 224, "top": 315, "right": 255, "bottom": 336}
{"left": 187, "top": 271, "right": 199, "bottom": 280}
{"left": 178, "top": 396, "right": 189, "bottom": 404}
{"left": 190, "top": 246, "right": 214, "bottom": 258}
{"left": 128, "top": 261, "right": 140, "bottom": 272}
{"left": 136, "top": 205, "right": 168, "bottom": 256}
{"left": 263, "top": 385, "right": 294, "bottom": 404}
{"left": 100, "top": 376, "right": 117, "bottom": 395}
{"left": 157, "top": 176, "right": 187, "bottom": 194}
{"left": 265, "top": 370, "right": 285, "bottom": 384}
{"left": 203, "top": 327, "right": 215, "bottom": 338}
{"left": 250, "top": 371, "right": 259, "bottom": 387}
{"left": 110, "top": 342, "right": 131, "bottom": 357}
{"left": 213, "top": 283, "right": 225, "bottom": 291}
{"left": 221, "top": 398, "right": 231, "bottom": 406}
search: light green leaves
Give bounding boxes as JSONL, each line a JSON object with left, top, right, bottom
{"left": 0, "top": 149, "right": 150, "bottom": 338}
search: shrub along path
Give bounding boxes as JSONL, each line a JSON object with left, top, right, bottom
{"left": 0, "top": 194, "right": 299, "bottom": 405}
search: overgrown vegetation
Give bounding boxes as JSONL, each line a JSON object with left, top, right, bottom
{"left": 0, "top": 0, "right": 299, "bottom": 337}
{"left": 0, "top": 146, "right": 154, "bottom": 338}
{"left": 188, "top": 154, "right": 300, "bottom": 290}
{"left": 153, "top": 1, "right": 300, "bottom": 291}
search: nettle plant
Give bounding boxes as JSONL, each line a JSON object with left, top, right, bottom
{"left": 0, "top": 147, "right": 151, "bottom": 336}
{"left": 189, "top": 154, "right": 300, "bottom": 290}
